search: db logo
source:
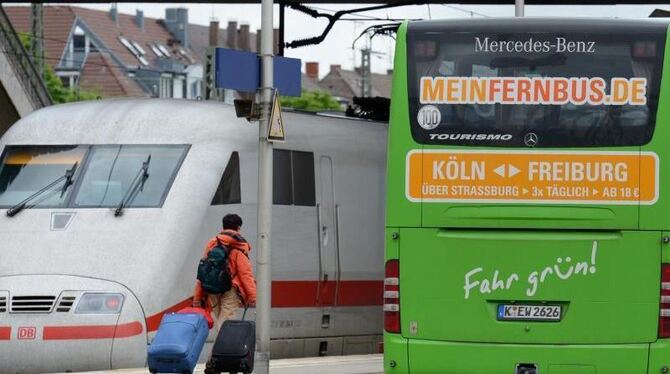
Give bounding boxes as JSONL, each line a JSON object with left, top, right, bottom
{"left": 17, "top": 327, "right": 36, "bottom": 340}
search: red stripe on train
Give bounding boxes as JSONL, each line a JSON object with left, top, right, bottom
{"left": 271, "top": 280, "right": 383, "bottom": 308}
{"left": 0, "top": 326, "right": 10, "bottom": 340}
{"left": 0, "top": 280, "right": 382, "bottom": 339}
{"left": 144, "top": 280, "right": 383, "bottom": 331}
{"left": 0, "top": 281, "right": 383, "bottom": 339}
{"left": 42, "top": 321, "right": 143, "bottom": 340}
{"left": 145, "top": 298, "right": 193, "bottom": 333}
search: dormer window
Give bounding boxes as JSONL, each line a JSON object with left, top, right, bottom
{"left": 157, "top": 44, "right": 171, "bottom": 57}
{"left": 149, "top": 43, "right": 164, "bottom": 57}
{"left": 120, "top": 36, "right": 149, "bottom": 66}
{"left": 73, "top": 26, "right": 85, "bottom": 52}
{"left": 131, "top": 41, "right": 146, "bottom": 56}
{"left": 119, "top": 36, "right": 139, "bottom": 55}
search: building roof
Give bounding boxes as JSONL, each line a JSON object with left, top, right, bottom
{"left": 4, "top": 5, "right": 208, "bottom": 99}
{"left": 4, "top": 6, "right": 75, "bottom": 69}
{"left": 70, "top": 6, "right": 197, "bottom": 69}
{"left": 78, "top": 52, "right": 146, "bottom": 97}
{"left": 371, "top": 72, "right": 392, "bottom": 98}
{"left": 318, "top": 67, "right": 392, "bottom": 102}
{"left": 5, "top": 6, "right": 198, "bottom": 71}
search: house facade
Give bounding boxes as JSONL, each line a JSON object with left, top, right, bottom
{"left": 303, "top": 61, "right": 392, "bottom": 107}
{"left": 5, "top": 5, "right": 203, "bottom": 99}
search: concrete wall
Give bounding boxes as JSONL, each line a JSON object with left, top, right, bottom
{"left": 0, "top": 82, "right": 20, "bottom": 136}
{"left": 0, "top": 44, "right": 40, "bottom": 136}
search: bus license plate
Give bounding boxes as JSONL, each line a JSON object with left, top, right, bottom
{"left": 497, "top": 304, "right": 561, "bottom": 321}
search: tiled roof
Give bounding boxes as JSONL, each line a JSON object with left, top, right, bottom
{"left": 319, "top": 68, "right": 392, "bottom": 100}
{"left": 4, "top": 6, "right": 75, "bottom": 69}
{"left": 5, "top": 5, "right": 199, "bottom": 71}
{"left": 370, "top": 72, "right": 392, "bottom": 98}
{"left": 70, "top": 6, "right": 198, "bottom": 69}
{"left": 4, "top": 5, "right": 204, "bottom": 98}
{"left": 79, "top": 52, "right": 146, "bottom": 97}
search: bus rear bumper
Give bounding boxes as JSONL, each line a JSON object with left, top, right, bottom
{"left": 384, "top": 335, "right": 670, "bottom": 374}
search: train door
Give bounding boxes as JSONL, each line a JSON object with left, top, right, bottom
{"left": 317, "top": 155, "right": 340, "bottom": 307}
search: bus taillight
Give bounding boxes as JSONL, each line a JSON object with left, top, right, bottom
{"left": 384, "top": 259, "right": 400, "bottom": 333}
{"left": 659, "top": 264, "right": 670, "bottom": 338}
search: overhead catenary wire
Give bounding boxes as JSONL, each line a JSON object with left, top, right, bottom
{"left": 285, "top": 1, "right": 430, "bottom": 49}
{"left": 0, "top": 48, "right": 198, "bottom": 78}
{"left": 303, "top": 4, "right": 422, "bottom": 22}
{"left": 441, "top": 4, "right": 491, "bottom": 17}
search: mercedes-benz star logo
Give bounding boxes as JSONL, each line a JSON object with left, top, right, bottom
{"left": 524, "top": 133, "right": 538, "bottom": 147}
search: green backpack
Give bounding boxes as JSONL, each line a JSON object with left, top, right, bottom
{"left": 197, "top": 239, "right": 233, "bottom": 294}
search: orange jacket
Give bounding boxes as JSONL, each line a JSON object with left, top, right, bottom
{"left": 193, "top": 230, "right": 257, "bottom": 306}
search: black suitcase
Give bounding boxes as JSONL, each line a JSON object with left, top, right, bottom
{"left": 209, "top": 317, "right": 256, "bottom": 374}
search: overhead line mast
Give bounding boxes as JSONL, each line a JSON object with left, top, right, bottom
{"left": 256, "top": 0, "right": 273, "bottom": 373}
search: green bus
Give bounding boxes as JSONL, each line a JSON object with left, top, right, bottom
{"left": 384, "top": 18, "right": 670, "bottom": 373}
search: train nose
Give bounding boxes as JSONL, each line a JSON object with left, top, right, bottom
{"left": 0, "top": 275, "right": 147, "bottom": 373}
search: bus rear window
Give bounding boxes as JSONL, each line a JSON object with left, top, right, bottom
{"left": 408, "top": 30, "right": 665, "bottom": 147}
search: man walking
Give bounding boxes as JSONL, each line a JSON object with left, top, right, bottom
{"left": 193, "top": 213, "right": 257, "bottom": 330}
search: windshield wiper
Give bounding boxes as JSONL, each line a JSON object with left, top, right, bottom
{"left": 6, "top": 162, "right": 79, "bottom": 218}
{"left": 114, "top": 155, "right": 151, "bottom": 217}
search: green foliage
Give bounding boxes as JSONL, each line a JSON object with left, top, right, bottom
{"left": 18, "top": 32, "right": 99, "bottom": 104}
{"left": 44, "top": 68, "right": 99, "bottom": 103}
{"left": 280, "top": 90, "right": 341, "bottom": 112}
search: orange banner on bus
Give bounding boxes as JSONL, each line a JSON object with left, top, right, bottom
{"left": 406, "top": 150, "right": 658, "bottom": 205}
{"left": 419, "top": 76, "right": 647, "bottom": 106}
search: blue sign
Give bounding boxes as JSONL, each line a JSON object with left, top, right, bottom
{"left": 273, "top": 57, "right": 302, "bottom": 97}
{"left": 215, "top": 48, "right": 259, "bottom": 92}
{"left": 215, "top": 48, "right": 302, "bottom": 97}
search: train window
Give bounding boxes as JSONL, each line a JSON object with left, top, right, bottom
{"left": 0, "top": 146, "right": 87, "bottom": 208}
{"left": 292, "top": 151, "right": 316, "bottom": 206}
{"left": 211, "top": 151, "right": 241, "bottom": 205}
{"left": 273, "top": 149, "right": 293, "bottom": 205}
{"left": 73, "top": 145, "right": 188, "bottom": 208}
{"left": 272, "top": 149, "right": 315, "bottom": 206}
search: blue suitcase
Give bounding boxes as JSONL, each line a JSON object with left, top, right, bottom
{"left": 148, "top": 313, "right": 209, "bottom": 374}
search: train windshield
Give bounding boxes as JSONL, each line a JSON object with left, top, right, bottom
{"left": 0, "top": 145, "right": 188, "bottom": 210}
{"left": 407, "top": 31, "right": 665, "bottom": 147}
{"left": 0, "top": 146, "right": 87, "bottom": 208}
{"left": 74, "top": 145, "right": 188, "bottom": 208}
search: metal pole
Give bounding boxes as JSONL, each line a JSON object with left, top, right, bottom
{"left": 256, "top": 0, "right": 273, "bottom": 373}
{"left": 515, "top": 0, "right": 525, "bottom": 17}
{"left": 278, "top": 2, "right": 285, "bottom": 56}
{"left": 30, "top": 3, "right": 44, "bottom": 82}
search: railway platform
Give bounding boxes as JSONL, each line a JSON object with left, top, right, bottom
{"left": 75, "top": 354, "right": 383, "bottom": 374}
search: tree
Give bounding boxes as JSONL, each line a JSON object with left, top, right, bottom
{"left": 280, "top": 90, "right": 341, "bottom": 112}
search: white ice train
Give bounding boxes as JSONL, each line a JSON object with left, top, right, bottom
{"left": 0, "top": 99, "right": 387, "bottom": 373}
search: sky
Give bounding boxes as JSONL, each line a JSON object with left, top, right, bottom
{"left": 73, "top": 3, "right": 670, "bottom": 77}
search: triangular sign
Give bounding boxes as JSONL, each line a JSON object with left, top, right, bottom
{"left": 268, "top": 92, "right": 285, "bottom": 142}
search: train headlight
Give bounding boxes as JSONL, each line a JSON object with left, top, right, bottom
{"left": 75, "top": 293, "right": 124, "bottom": 314}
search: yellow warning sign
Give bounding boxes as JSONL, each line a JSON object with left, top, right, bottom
{"left": 268, "top": 91, "right": 285, "bottom": 142}
{"left": 406, "top": 150, "right": 658, "bottom": 205}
